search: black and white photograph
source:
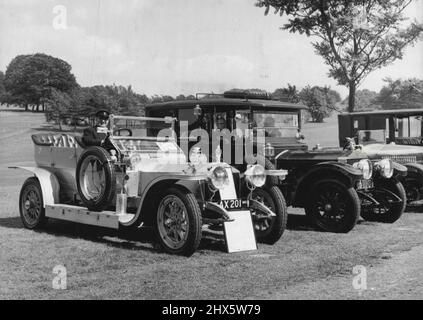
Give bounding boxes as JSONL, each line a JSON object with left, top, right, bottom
{"left": 0, "top": 0, "right": 422, "bottom": 305}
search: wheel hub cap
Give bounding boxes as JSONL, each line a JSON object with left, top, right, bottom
{"left": 324, "top": 204, "right": 332, "bottom": 212}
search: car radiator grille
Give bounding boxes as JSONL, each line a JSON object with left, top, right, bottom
{"left": 381, "top": 155, "right": 417, "bottom": 164}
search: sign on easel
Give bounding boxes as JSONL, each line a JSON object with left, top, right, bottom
{"left": 223, "top": 210, "right": 257, "bottom": 253}
{"left": 220, "top": 168, "right": 257, "bottom": 253}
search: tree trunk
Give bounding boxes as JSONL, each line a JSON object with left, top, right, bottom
{"left": 25, "top": 104, "right": 28, "bottom": 111}
{"left": 348, "top": 82, "right": 356, "bottom": 113}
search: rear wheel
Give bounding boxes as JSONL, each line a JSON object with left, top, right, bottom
{"left": 361, "top": 180, "right": 406, "bottom": 223}
{"left": 305, "top": 179, "right": 360, "bottom": 233}
{"left": 19, "top": 177, "right": 46, "bottom": 229}
{"left": 154, "top": 187, "right": 202, "bottom": 256}
{"left": 251, "top": 186, "right": 287, "bottom": 244}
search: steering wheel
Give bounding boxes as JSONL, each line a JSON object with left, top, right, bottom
{"left": 113, "top": 128, "right": 133, "bottom": 137}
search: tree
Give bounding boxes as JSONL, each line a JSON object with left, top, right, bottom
{"left": 4, "top": 53, "right": 77, "bottom": 111}
{"left": 44, "top": 89, "right": 73, "bottom": 130}
{"left": 0, "top": 71, "right": 5, "bottom": 104}
{"left": 299, "top": 85, "right": 339, "bottom": 122}
{"left": 376, "top": 78, "right": 423, "bottom": 109}
{"left": 272, "top": 84, "right": 300, "bottom": 102}
{"left": 343, "top": 89, "right": 380, "bottom": 110}
{"left": 256, "top": 0, "right": 423, "bottom": 112}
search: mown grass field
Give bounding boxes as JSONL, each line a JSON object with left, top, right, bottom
{"left": 0, "top": 108, "right": 422, "bottom": 300}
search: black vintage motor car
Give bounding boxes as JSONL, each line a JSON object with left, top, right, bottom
{"left": 146, "top": 90, "right": 407, "bottom": 233}
{"left": 339, "top": 109, "right": 423, "bottom": 203}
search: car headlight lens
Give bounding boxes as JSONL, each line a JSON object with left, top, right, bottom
{"left": 376, "top": 159, "right": 394, "bottom": 179}
{"left": 209, "top": 166, "right": 229, "bottom": 190}
{"left": 245, "top": 164, "right": 266, "bottom": 188}
{"left": 353, "top": 159, "right": 373, "bottom": 180}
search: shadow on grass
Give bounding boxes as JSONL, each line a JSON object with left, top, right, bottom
{"left": 286, "top": 214, "right": 316, "bottom": 232}
{"left": 0, "top": 216, "right": 226, "bottom": 254}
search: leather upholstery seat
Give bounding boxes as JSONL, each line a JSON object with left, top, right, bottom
{"left": 31, "top": 134, "right": 79, "bottom": 148}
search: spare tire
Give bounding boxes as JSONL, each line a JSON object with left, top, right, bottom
{"left": 76, "top": 146, "right": 116, "bottom": 211}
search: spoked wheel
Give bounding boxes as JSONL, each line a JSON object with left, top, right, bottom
{"left": 251, "top": 186, "right": 287, "bottom": 244}
{"left": 305, "top": 179, "right": 360, "bottom": 233}
{"left": 154, "top": 187, "right": 202, "bottom": 256}
{"left": 19, "top": 177, "right": 46, "bottom": 229}
{"left": 76, "top": 147, "right": 116, "bottom": 211}
{"left": 404, "top": 178, "right": 421, "bottom": 203}
{"left": 361, "top": 181, "right": 406, "bottom": 223}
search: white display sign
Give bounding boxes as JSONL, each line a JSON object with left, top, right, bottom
{"left": 224, "top": 210, "right": 257, "bottom": 253}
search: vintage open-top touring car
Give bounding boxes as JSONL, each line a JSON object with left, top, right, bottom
{"left": 339, "top": 109, "right": 423, "bottom": 203}
{"left": 146, "top": 90, "right": 408, "bottom": 232}
{"left": 13, "top": 114, "right": 288, "bottom": 256}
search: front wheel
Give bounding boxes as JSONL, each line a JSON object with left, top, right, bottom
{"left": 361, "top": 180, "right": 406, "bottom": 223}
{"left": 154, "top": 187, "right": 202, "bottom": 256}
{"left": 19, "top": 177, "right": 47, "bottom": 229}
{"left": 305, "top": 179, "right": 360, "bottom": 233}
{"left": 251, "top": 186, "right": 287, "bottom": 244}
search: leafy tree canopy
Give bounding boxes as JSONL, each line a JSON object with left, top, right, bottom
{"left": 376, "top": 77, "right": 423, "bottom": 109}
{"left": 4, "top": 53, "right": 78, "bottom": 106}
{"left": 343, "top": 89, "right": 380, "bottom": 110}
{"left": 256, "top": 0, "right": 423, "bottom": 112}
{"left": 299, "top": 85, "right": 340, "bottom": 122}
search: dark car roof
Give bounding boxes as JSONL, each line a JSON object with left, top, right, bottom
{"left": 339, "top": 108, "right": 423, "bottom": 117}
{"left": 145, "top": 98, "right": 306, "bottom": 112}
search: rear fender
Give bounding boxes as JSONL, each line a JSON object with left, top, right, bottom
{"left": 293, "top": 162, "right": 363, "bottom": 207}
{"left": 10, "top": 167, "right": 60, "bottom": 206}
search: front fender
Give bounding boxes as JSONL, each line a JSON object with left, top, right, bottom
{"left": 9, "top": 167, "right": 60, "bottom": 206}
{"left": 304, "top": 162, "right": 363, "bottom": 181}
{"left": 293, "top": 162, "right": 363, "bottom": 207}
{"left": 121, "top": 174, "right": 208, "bottom": 227}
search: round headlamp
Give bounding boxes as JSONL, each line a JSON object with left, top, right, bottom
{"left": 209, "top": 166, "right": 229, "bottom": 190}
{"left": 353, "top": 159, "right": 373, "bottom": 180}
{"left": 376, "top": 159, "right": 394, "bottom": 179}
{"left": 245, "top": 164, "right": 266, "bottom": 188}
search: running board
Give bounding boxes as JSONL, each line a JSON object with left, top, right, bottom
{"left": 45, "top": 204, "right": 119, "bottom": 229}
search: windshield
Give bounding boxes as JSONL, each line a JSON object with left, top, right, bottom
{"left": 253, "top": 112, "right": 299, "bottom": 138}
{"left": 358, "top": 130, "right": 387, "bottom": 145}
{"left": 111, "top": 115, "right": 174, "bottom": 138}
{"left": 395, "top": 116, "right": 423, "bottom": 138}
{"left": 109, "top": 115, "right": 181, "bottom": 155}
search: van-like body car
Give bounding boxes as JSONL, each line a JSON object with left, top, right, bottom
{"left": 339, "top": 109, "right": 423, "bottom": 204}
{"left": 14, "top": 115, "right": 288, "bottom": 256}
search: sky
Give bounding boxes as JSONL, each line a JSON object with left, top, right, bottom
{"left": 0, "top": 0, "right": 422, "bottom": 98}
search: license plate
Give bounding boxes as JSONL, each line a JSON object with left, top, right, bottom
{"left": 219, "top": 199, "right": 249, "bottom": 210}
